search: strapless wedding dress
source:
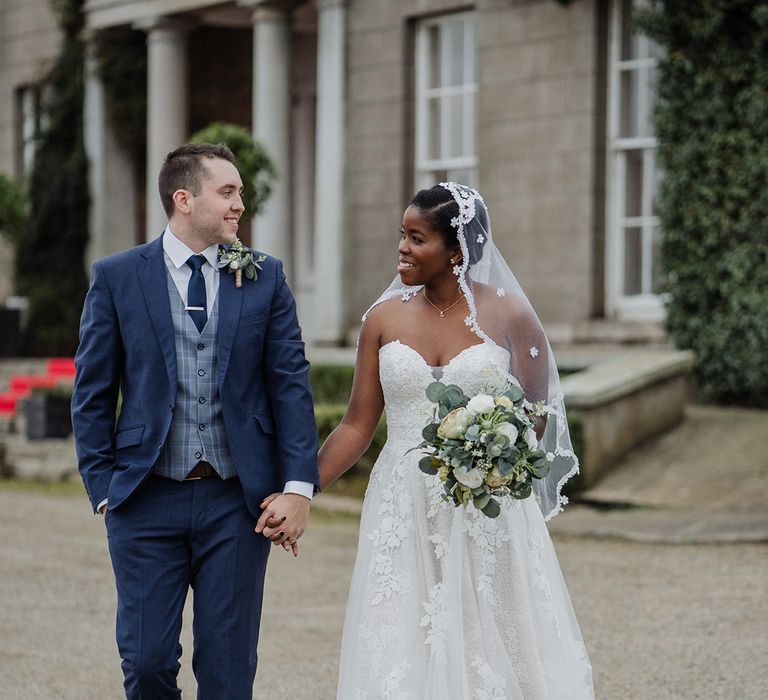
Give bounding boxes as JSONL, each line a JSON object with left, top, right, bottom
{"left": 336, "top": 340, "right": 594, "bottom": 699}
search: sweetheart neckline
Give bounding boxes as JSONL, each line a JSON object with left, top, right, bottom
{"left": 378, "top": 339, "right": 508, "bottom": 372}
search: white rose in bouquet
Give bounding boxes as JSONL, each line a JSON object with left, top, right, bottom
{"left": 437, "top": 407, "right": 474, "bottom": 440}
{"left": 525, "top": 427, "right": 539, "bottom": 451}
{"left": 454, "top": 467, "right": 484, "bottom": 489}
{"left": 467, "top": 394, "right": 496, "bottom": 415}
{"left": 495, "top": 422, "right": 519, "bottom": 444}
{"left": 494, "top": 395, "right": 514, "bottom": 410}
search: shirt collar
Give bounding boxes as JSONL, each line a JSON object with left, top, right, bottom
{"left": 163, "top": 226, "right": 219, "bottom": 270}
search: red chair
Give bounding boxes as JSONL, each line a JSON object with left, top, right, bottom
{"left": 47, "top": 358, "right": 76, "bottom": 378}
{"left": 10, "top": 375, "right": 57, "bottom": 392}
{"left": 0, "top": 394, "right": 17, "bottom": 416}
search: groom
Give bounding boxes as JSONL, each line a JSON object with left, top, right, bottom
{"left": 72, "top": 143, "right": 318, "bottom": 698}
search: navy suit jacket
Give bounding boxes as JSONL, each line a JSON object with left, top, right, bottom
{"left": 72, "top": 234, "right": 319, "bottom": 517}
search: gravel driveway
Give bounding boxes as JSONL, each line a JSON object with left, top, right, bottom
{"left": 0, "top": 486, "right": 765, "bottom": 699}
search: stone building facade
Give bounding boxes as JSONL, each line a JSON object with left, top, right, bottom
{"left": 0, "top": 0, "right": 664, "bottom": 344}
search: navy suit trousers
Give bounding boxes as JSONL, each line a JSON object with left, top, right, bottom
{"left": 105, "top": 475, "right": 270, "bottom": 699}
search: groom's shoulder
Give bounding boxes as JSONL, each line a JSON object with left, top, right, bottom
{"left": 242, "top": 246, "right": 282, "bottom": 279}
{"left": 93, "top": 240, "right": 157, "bottom": 273}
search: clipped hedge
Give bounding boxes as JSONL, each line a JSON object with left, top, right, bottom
{"left": 189, "top": 122, "right": 275, "bottom": 218}
{"left": 309, "top": 364, "right": 355, "bottom": 404}
{"left": 315, "top": 403, "right": 387, "bottom": 498}
{"left": 638, "top": 1, "right": 768, "bottom": 406}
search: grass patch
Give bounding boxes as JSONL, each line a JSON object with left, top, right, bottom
{"left": 0, "top": 477, "right": 84, "bottom": 496}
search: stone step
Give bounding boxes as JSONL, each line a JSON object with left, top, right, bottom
{"left": 1, "top": 432, "right": 78, "bottom": 482}
{"left": 0, "top": 358, "right": 50, "bottom": 392}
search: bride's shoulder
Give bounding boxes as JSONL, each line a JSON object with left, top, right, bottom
{"left": 473, "top": 282, "right": 528, "bottom": 312}
{"left": 359, "top": 297, "right": 404, "bottom": 349}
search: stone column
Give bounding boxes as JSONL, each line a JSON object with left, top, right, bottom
{"left": 135, "top": 17, "right": 192, "bottom": 237}
{"left": 312, "top": 0, "right": 347, "bottom": 343}
{"left": 246, "top": 1, "right": 292, "bottom": 266}
{"left": 83, "top": 37, "right": 137, "bottom": 265}
{"left": 83, "top": 39, "right": 107, "bottom": 268}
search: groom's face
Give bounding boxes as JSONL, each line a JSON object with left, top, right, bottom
{"left": 188, "top": 158, "right": 245, "bottom": 246}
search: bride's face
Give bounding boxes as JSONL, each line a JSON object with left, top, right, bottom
{"left": 398, "top": 205, "right": 457, "bottom": 285}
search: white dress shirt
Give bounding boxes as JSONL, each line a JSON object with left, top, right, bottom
{"left": 97, "top": 227, "right": 313, "bottom": 514}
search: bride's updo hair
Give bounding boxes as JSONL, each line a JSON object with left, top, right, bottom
{"left": 409, "top": 185, "right": 487, "bottom": 267}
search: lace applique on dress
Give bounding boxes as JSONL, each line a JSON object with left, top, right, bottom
{"left": 472, "top": 657, "right": 507, "bottom": 700}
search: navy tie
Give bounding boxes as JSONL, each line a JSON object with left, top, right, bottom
{"left": 185, "top": 255, "right": 207, "bottom": 333}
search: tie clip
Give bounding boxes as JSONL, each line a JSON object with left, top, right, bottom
{"left": 185, "top": 306, "right": 205, "bottom": 312}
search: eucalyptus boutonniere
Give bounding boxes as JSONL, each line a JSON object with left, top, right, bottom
{"left": 218, "top": 238, "right": 267, "bottom": 288}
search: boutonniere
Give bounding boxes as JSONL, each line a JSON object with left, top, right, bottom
{"left": 217, "top": 238, "right": 267, "bottom": 288}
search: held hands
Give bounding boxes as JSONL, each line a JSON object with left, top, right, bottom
{"left": 256, "top": 493, "right": 311, "bottom": 557}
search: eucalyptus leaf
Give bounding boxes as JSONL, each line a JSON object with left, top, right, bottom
{"left": 440, "top": 384, "right": 467, "bottom": 409}
{"left": 418, "top": 455, "right": 439, "bottom": 475}
{"left": 426, "top": 381, "right": 444, "bottom": 403}
{"left": 422, "top": 423, "right": 439, "bottom": 442}
{"left": 474, "top": 493, "right": 492, "bottom": 510}
{"left": 482, "top": 498, "right": 501, "bottom": 518}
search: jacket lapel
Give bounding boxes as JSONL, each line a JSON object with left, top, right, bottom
{"left": 216, "top": 263, "right": 243, "bottom": 386}
{"left": 139, "top": 235, "right": 177, "bottom": 394}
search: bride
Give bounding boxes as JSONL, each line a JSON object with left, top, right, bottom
{"left": 321, "top": 183, "right": 593, "bottom": 699}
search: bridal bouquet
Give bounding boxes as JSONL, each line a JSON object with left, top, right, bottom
{"left": 413, "top": 381, "right": 551, "bottom": 518}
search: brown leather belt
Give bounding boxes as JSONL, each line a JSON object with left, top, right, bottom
{"left": 185, "top": 461, "right": 218, "bottom": 480}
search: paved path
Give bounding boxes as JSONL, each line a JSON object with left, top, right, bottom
{"left": 0, "top": 487, "right": 766, "bottom": 699}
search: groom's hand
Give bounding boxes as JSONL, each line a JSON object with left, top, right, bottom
{"left": 256, "top": 493, "right": 310, "bottom": 557}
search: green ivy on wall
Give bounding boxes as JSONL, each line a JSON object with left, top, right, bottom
{"left": 637, "top": 1, "right": 768, "bottom": 406}
{"left": 16, "top": 0, "right": 89, "bottom": 356}
{"left": 93, "top": 26, "right": 147, "bottom": 161}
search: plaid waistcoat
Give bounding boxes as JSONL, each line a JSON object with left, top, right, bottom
{"left": 152, "top": 269, "right": 237, "bottom": 480}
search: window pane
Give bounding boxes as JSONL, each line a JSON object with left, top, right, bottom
{"left": 444, "top": 94, "right": 464, "bottom": 158}
{"left": 442, "top": 19, "right": 464, "bottom": 87}
{"left": 620, "top": 69, "right": 639, "bottom": 137}
{"left": 651, "top": 226, "right": 663, "bottom": 293}
{"left": 428, "top": 97, "right": 441, "bottom": 159}
{"left": 624, "top": 149, "right": 643, "bottom": 218}
{"left": 464, "top": 93, "right": 476, "bottom": 159}
{"left": 428, "top": 25, "right": 440, "bottom": 89}
{"left": 447, "top": 167, "right": 474, "bottom": 187}
{"left": 643, "top": 66, "right": 657, "bottom": 138}
{"left": 623, "top": 227, "right": 643, "bottom": 296}
{"left": 464, "top": 19, "right": 476, "bottom": 84}
{"left": 620, "top": 0, "right": 638, "bottom": 60}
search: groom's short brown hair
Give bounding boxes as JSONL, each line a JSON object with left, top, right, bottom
{"left": 158, "top": 143, "right": 236, "bottom": 217}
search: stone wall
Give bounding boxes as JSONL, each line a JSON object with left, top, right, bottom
{"left": 345, "top": 0, "right": 601, "bottom": 331}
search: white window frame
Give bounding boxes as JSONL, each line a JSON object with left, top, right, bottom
{"left": 605, "top": 0, "right": 665, "bottom": 321}
{"left": 414, "top": 12, "right": 478, "bottom": 190}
